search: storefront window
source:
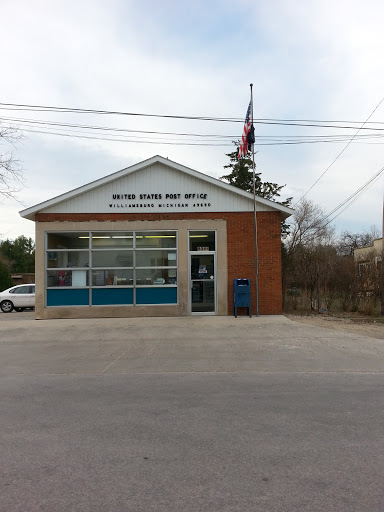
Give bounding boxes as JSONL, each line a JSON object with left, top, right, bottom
{"left": 47, "top": 232, "right": 89, "bottom": 249}
{"left": 46, "top": 230, "right": 177, "bottom": 306}
{"left": 189, "top": 231, "right": 215, "bottom": 251}
{"left": 136, "top": 269, "right": 177, "bottom": 285}
{"left": 135, "top": 250, "right": 177, "bottom": 267}
{"left": 47, "top": 269, "right": 89, "bottom": 287}
{"left": 47, "top": 251, "right": 89, "bottom": 268}
{"left": 135, "top": 232, "right": 177, "bottom": 248}
{"left": 92, "top": 250, "right": 133, "bottom": 268}
{"left": 92, "top": 269, "right": 133, "bottom": 286}
{"left": 91, "top": 232, "right": 133, "bottom": 248}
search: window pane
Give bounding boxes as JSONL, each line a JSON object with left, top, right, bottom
{"left": 92, "top": 250, "right": 133, "bottom": 267}
{"left": 136, "top": 269, "right": 177, "bottom": 285}
{"left": 191, "top": 254, "right": 215, "bottom": 279}
{"left": 47, "top": 233, "right": 89, "bottom": 249}
{"left": 92, "top": 232, "right": 133, "bottom": 248}
{"left": 92, "top": 269, "right": 133, "bottom": 286}
{"left": 136, "top": 232, "right": 176, "bottom": 248}
{"left": 191, "top": 281, "right": 215, "bottom": 313}
{"left": 13, "top": 286, "right": 31, "bottom": 294}
{"left": 136, "top": 250, "right": 177, "bottom": 267}
{"left": 47, "top": 251, "right": 89, "bottom": 268}
{"left": 189, "top": 231, "right": 215, "bottom": 251}
{"left": 47, "top": 270, "right": 89, "bottom": 287}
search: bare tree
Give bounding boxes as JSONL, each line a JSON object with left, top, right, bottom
{"left": 282, "top": 199, "right": 335, "bottom": 312}
{"left": 0, "top": 124, "right": 24, "bottom": 200}
{"left": 332, "top": 254, "right": 359, "bottom": 312}
{"left": 337, "top": 226, "right": 381, "bottom": 256}
{"left": 282, "top": 200, "right": 382, "bottom": 315}
{"left": 285, "top": 199, "right": 334, "bottom": 255}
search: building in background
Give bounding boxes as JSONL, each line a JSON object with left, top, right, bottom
{"left": 20, "top": 156, "right": 293, "bottom": 319}
{"left": 354, "top": 237, "right": 383, "bottom": 263}
{"left": 11, "top": 273, "right": 35, "bottom": 286}
{"left": 354, "top": 237, "right": 382, "bottom": 287}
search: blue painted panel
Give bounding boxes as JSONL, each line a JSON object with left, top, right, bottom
{"left": 92, "top": 288, "right": 133, "bottom": 305}
{"left": 136, "top": 287, "right": 177, "bottom": 305}
{"left": 47, "top": 289, "right": 89, "bottom": 306}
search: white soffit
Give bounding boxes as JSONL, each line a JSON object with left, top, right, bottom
{"left": 20, "top": 156, "right": 293, "bottom": 220}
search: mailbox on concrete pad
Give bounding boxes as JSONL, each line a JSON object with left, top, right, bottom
{"left": 233, "top": 278, "right": 251, "bottom": 318}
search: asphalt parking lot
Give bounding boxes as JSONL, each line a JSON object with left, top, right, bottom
{"left": 1, "top": 312, "right": 384, "bottom": 375}
{"left": 1, "top": 314, "right": 384, "bottom": 512}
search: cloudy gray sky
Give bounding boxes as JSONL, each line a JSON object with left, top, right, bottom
{"left": 1, "top": 0, "right": 384, "bottom": 241}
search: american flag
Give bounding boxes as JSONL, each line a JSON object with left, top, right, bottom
{"left": 238, "top": 101, "right": 252, "bottom": 159}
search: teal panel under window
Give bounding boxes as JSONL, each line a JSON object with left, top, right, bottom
{"left": 47, "top": 289, "right": 89, "bottom": 306}
{"left": 136, "top": 287, "right": 177, "bottom": 305}
{"left": 92, "top": 288, "right": 133, "bottom": 305}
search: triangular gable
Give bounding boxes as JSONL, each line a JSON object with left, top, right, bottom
{"left": 20, "top": 155, "right": 293, "bottom": 220}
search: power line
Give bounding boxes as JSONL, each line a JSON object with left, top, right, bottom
{"left": 0, "top": 113, "right": 381, "bottom": 140}
{"left": 19, "top": 128, "right": 232, "bottom": 146}
{"left": 17, "top": 126, "right": 384, "bottom": 147}
{"left": 297, "top": 164, "right": 384, "bottom": 243}
{"left": 2, "top": 101, "right": 383, "bottom": 233}
{"left": 294, "top": 96, "right": 384, "bottom": 206}
{"left": 0, "top": 102, "right": 243, "bottom": 123}
{"left": 0, "top": 115, "right": 238, "bottom": 139}
{"left": 323, "top": 165, "right": 384, "bottom": 225}
{"left": 4, "top": 115, "right": 384, "bottom": 147}
{"left": 326, "top": 178, "right": 382, "bottom": 226}
{"left": 2, "top": 102, "right": 384, "bottom": 131}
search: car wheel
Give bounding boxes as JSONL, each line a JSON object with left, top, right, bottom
{"left": 1, "top": 300, "right": 14, "bottom": 313}
{"left": 14, "top": 307, "right": 24, "bottom": 312}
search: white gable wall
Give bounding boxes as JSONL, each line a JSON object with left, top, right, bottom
{"left": 41, "top": 162, "right": 277, "bottom": 215}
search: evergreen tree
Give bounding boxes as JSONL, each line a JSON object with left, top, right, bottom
{"left": 0, "top": 235, "right": 35, "bottom": 273}
{"left": 0, "top": 258, "right": 13, "bottom": 291}
{"left": 221, "top": 144, "right": 292, "bottom": 235}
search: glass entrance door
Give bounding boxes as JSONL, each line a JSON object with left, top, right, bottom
{"left": 190, "top": 253, "right": 216, "bottom": 314}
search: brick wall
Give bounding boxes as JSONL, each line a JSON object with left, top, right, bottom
{"left": 225, "top": 211, "right": 282, "bottom": 315}
{"left": 36, "top": 210, "right": 283, "bottom": 315}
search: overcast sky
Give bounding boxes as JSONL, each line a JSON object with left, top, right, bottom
{"left": 1, "top": 0, "right": 384, "bottom": 241}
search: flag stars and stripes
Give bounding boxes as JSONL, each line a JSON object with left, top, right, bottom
{"left": 238, "top": 101, "right": 252, "bottom": 159}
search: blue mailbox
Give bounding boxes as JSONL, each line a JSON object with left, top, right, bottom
{"left": 233, "top": 278, "right": 251, "bottom": 317}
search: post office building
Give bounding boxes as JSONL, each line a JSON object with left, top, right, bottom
{"left": 20, "top": 156, "right": 293, "bottom": 319}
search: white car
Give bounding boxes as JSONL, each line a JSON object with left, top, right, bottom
{"left": 0, "top": 284, "right": 35, "bottom": 313}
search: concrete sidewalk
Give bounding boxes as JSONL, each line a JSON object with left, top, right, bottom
{"left": 1, "top": 315, "right": 384, "bottom": 376}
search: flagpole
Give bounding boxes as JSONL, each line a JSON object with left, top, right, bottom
{"left": 250, "top": 83, "right": 259, "bottom": 316}
{"left": 381, "top": 191, "right": 384, "bottom": 316}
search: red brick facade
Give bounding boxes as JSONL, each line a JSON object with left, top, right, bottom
{"left": 36, "top": 210, "right": 283, "bottom": 315}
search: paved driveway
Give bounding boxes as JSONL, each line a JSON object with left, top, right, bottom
{"left": 0, "top": 314, "right": 384, "bottom": 375}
